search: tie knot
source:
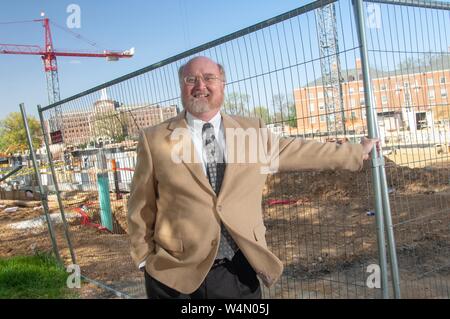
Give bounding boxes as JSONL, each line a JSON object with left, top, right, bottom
{"left": 202, "top": 122, "right": 214, "bottom": 132}
{"left": 202, "top": 123, "right": 215, "bottom": 145}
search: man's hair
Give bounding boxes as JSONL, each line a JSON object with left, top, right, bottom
{"left": 178, "top": 57, "right": 226, "bottom": 85}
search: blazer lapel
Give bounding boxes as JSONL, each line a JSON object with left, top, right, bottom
{"left": 219, "top": 111, "right": 246, "bottom": 201}
{"left": 167, "top": 110, "right": 215, "bottom": 196}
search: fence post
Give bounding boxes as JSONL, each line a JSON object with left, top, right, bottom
{"left": 96, "top": 148, "right": 113, "bottom": 231}
{"left": 353, "top": 0, "right": 389, "bottom": 299}
{"left": 37, "top": 105, "right": 77, "bottom": 265}
{"left": 353, "top": 0, "right": 401, "bottom": 298}
{"left": 19, "top": 103, "right": 62, "bottom": 265}
{"left": 111, "top": 159, "right": 122, "bottom": 200}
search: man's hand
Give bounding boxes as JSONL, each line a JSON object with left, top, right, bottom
{"left": 360, "top": 137, "right": 380, "bottom": 160}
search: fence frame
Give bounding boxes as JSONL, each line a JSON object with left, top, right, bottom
{"left": 353, "top": 0, "right": 401, "bottom": 298}
{"left": 19, "top": 103, "right": 62, "bottom": 265}
{"left": 20, "top": 0, "right": 450, "bottom": 298}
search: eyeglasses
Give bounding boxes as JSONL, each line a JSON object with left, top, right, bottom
{"left": 183, "top": 74, "right": 224, "bottom": 86}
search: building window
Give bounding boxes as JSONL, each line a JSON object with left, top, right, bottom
{"left": 429, "top": 89, "right": 435, "bottom": 99}
{"left": 309, "top": 103, "right": 315, "bottom": 112}
{"left": 381, "top": 95, "right": 388, "bottom": 104}
{"left": 427, "top": 78, "right": 434, "bottom": 86}
{"left": 318, "top": 92, "right": 324, "bottom": 99}
{"left": 380, "top": 84, "right": 387, "bottom": 91}
{"left": 359, "top": 86, "right": 364, "bottom": 92}
{"left": 310, "top": 117, "right": 316, "bottom": 124}
{"left": 319, "top": 103, "right": 325, "bottom": 110}
{"left": 349, "top": 88, "right": 354, "bottom": 94}
{"left": 309, "top": 93, "right": 315, "bottom": 99}
{"left": 403, "top": 82, "right": 409, "bottom": 88}
{"left": 328, "top": 114, "right": 336, "bottom": 122}
{"left": 360, "top": 98, "right": 365, "bottom": 106}
{"left": 404, "top": 92, "right": 412, "bottom": 106}
{"left": 441, "top": 88, "right": 448, "bottom": 98}
{"left": 320, "top": 115, "right": 326, "bottom": 122}
{"left": 351, "top": 111, "right": 356, "bottom": 120}
{"left": 440, "top": 76, "right": 446, "bottom": 84}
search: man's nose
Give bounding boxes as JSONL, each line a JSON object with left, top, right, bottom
{"left": 194, "top": 77, "right": 207, "bottom": 89}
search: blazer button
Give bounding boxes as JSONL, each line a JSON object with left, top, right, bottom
{"left": 211, "top": 239, "right": 218, "bottom": 246}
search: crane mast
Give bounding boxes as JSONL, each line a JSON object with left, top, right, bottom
{"left": 0, "top": 16, "right": 134, "bottom": 136}
{"left": 316, "top": 3, "right": 346, "bottom": 135}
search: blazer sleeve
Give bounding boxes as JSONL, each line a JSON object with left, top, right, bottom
{"left": 260, "top": 118, "right": 364, "bottom": 172}
{"left": 127, "top": 130, "right": 158, "bottom": 267}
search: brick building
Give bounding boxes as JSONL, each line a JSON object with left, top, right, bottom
{"left": 45, "top": 96, "right": 178, "bottom": 146}
{"left": 294, "top": 57, "right": 450, "bottom": 136}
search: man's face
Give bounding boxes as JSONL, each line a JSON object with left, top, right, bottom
{"left": 180, "top": 57, "right": 225, "bottom": 116}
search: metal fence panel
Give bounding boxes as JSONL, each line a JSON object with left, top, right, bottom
{"left": 364, "top": 0, "right": 450, "bottom": 298}
{"left": 25, "top": 0, "right": 450, "bottom": 299}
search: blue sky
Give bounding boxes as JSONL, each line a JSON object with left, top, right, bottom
{"left": 0, "top": 0, "right": 312, "bottom": 120}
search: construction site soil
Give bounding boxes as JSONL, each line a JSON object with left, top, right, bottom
{"left": 1, "top": 156, "right": 449, "bottom": 298}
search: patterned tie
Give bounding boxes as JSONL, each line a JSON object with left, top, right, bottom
{"left": 202, "top": 123, "right": 239, "bottom": 261}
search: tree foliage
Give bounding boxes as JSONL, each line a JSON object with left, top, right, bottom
{"left": 222, "top": 92, "right": 298, "bottom": 128}
{"left": 0, "top": 112, "right": 42, "bottom": 154}
{"left": 396, "top": 53, "right": 447, "bottom": 71}
{"left": 223, "top": 92, "right": 250, "bottom": 116}
{"left": 92, "top": 110, "right": 128, "bottom": 144}
{"left": 272, "top": 94, "right": 297, "bottom": 127}
{"left": 253, "top": 106, "right": 271, "bottom": 123}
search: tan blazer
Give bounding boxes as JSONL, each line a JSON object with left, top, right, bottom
{"left": 127, "top": 110, "right": 364, "bottom": 294}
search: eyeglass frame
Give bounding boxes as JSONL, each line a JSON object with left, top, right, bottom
{"left": 182, "top": 74, "right": 225, "bottom": 86}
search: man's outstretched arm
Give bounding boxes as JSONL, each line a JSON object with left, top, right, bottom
{"left": 261, "top": 118, "right": 379, "bottom": 172}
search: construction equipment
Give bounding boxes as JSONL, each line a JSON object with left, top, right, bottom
{"left": 316, "top": 3, "right": 346, "bottom": 135}
{"left": 0, "top": 13, "right": 134, "bottom": 133}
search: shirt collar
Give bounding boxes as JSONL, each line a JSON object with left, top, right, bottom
{"left": 185, "top": 110, "right": 222, "bottom": 135}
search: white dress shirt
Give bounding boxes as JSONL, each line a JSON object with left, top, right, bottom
{"left": 185, "top": 110, "right": 226, "bottom": 172}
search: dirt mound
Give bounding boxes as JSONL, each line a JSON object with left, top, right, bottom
{"left": 264, "top": 156, "right": 450, "bottom": 203}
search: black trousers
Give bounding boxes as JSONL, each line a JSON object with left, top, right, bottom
{"left": 144, "top": 250, "right": 261, "bottom": 299}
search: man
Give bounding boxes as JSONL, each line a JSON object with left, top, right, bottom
{"left": 127, "top": 56, "right": 378, "bottom": 299}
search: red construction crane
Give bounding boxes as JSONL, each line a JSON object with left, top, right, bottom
{"left": 0, "top": 15, "right": 134, "bottom": 105}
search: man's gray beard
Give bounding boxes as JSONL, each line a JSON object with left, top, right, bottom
{"left": 186, "top": 99, "right": 211, "bottom": 113}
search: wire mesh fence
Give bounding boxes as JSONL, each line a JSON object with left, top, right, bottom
{"left": 7, "top": 0, "right": 449, "bottom": 298}
{"left": 365, "top": 0, "right": 450, "bottom": 298}
{"left": 0, "top": 141, "right": 64, "bottom": 269}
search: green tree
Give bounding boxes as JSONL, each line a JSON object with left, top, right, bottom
{"left": 0, "top": 112, "right": 42, "bottom": 154}
{"left": 397, "top": 53, "right": 437, "bottom": 71}
{"left": 397, "top": 57, "right": 419, "bottom": 70}
{"left": 253, "top": 106, "right": 272, "bottom": 123}
{"left": 272, "top": 94, "right": 297, "bottom": 127}
{"left": 223, "top": 92, "right": 250, "bottom": 116}
{"left": 93, "top": 110, "right": 128, "bottom": 144}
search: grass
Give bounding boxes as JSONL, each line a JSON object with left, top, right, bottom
{"left": 0, "top": 252, "right": 79, "bottom": 299}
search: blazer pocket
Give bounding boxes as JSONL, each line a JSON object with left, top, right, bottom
{"left": 253, "top": 224, "right": 267, "bottom": 242}
{"left": 154, "top": 233, "right": 184, "bottom": 253}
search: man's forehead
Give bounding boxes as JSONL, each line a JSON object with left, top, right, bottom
{"left": 183, "top": 57, "right": 220, "bottom": 74}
